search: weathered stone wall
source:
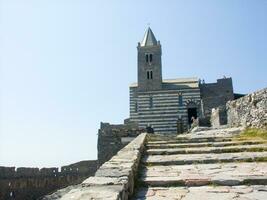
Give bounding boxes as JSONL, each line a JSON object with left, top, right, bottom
{"left": 43, "top": 133, "right": 147, "bottom": 200}
{"left": 0, "top": 160, "right": 97, "bottom": 200}
{"left": 200, "top": 78, "right": 234, "bottom": 118}
{"left": 227, "top": 87, "right": 267, "bottom": 129}
{"left": 97, "top": 122, "right": 144, "bottom": 166}
{"left": 210, "top": 106, "right": 227, "bottom": 128}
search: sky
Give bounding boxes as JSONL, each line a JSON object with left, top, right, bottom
{"left": 0, "top": 0, "right": 266, "bottom": 168}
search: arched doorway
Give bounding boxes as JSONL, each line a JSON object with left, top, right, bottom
{"left": 187, "top": 107, "right": 197, "bottom": 125}
{"left": 146, "top": 124, "right": 154, "bottom": 134}
{"left": 185, "top": 100, "right": 199, "bottom": 126}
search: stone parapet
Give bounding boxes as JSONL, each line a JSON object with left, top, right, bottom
{"left": 0, "top": 160, "right": 97, "bottom": 200}
{"left": 43, "top": 133, "right": 147, "bottom": 200}
{"left": 97, "top": 122, "right": 144, "bottom": 166}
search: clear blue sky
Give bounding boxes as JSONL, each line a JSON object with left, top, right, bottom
{"left": 0, "top": 0, "right": 266, "bottom": 168}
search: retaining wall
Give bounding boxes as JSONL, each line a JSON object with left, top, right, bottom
{"left": 227, "top": 87, "right": 267, "bottom": 129}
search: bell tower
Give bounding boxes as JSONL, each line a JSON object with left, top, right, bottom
{"left": 137, "top": 27, "right": 162, "bottom": 91}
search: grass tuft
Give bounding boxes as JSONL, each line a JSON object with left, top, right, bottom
{"left": 236, "top": 128, "right": 267, "bottom": 140}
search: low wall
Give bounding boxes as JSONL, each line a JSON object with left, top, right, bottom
{"left": 0, "top": 160, "right": 97, "bottom": 200}
{"left": 227, "top": 87, "right": 267, "bottom": 129}
{"left": 97, "top": 122, "right": 144, "bottom": 166}
{"left": 43, "top": 133, "right": 147, "bottom": 200}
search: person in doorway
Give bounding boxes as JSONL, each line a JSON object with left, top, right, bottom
{"left": 191, "top": 116, "right": 196, "bottom": 124}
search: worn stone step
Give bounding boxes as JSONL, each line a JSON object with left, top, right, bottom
{"left": 146, "top": 144, "right": 267, "bottom": 155}
{"left": 142, "top": 151, "right": 267, "bottom": 165}
{"left": 147, "top": 136, "right": 236, "bottom": 143}
{"left": 139, "top": 162, "right": 267, "bottom": 187}
{"left": 133, "top": 185, "right": 267, "bottom": 200}
{"left": 146, "top": 140, "right": 266, "bottom": 149}
{"left": 148, "top": 137, "right": 234, "bottom": 144}
{"left": 148, "top": 127, "right": 244, "bottom": 142}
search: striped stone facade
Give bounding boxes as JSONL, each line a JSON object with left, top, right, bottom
{"left": 130, "top": 78, "right": 202, "bottom": 134}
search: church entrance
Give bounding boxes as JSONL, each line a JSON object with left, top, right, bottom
{"left": 146, "top": 125, "right": 154, "bottom": 134}
{"left": 187, "top": 108, "right": 197, "bottom": 125}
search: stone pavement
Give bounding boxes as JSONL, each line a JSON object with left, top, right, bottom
{"left": 133, "top": 127, "right": 267, "bottom": 200}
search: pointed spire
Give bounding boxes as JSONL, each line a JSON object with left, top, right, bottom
{"left": 140, "top": 27, "right": 158, "bottom": 47}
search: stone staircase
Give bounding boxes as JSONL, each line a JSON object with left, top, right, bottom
{"left": 133, "top": 127, "right": 267, "bottom": 200}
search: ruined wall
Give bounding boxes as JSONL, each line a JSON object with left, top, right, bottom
{"left": 227, "top": 87, "right": 267, "bottom": 129}
{"left": 200, "top": 78, "right": 234, "bottom": 118}
{"left": 97, "top": 122, "right": 144, "bottom": 166}
{"left": 0, "top": 160, "right": 97, "bottom": 200}
{"left": 210, "top": 106, "right": 227, "bottom": 128}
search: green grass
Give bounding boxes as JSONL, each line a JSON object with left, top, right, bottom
{"left": 236, "top": 128, "right": 267, "bottom": 140}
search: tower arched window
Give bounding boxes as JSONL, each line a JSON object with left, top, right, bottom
{"left": 146, "top": 70, "right": 153, "bottom": 79}
{"left": 145, "top": 53, "right": 153, "bottom": 64}
{"left": 145, "top": 54, "right": 149, "bottom": 63}
{"left": 150, "top": 71, "right": 153, "bottom": 79}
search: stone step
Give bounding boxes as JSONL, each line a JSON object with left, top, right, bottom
{"left": 148, "top": 137, "right": 234, "bottom": 144}
{"left": 148, "top": 136, "right": 236, "bottom": 142}
{"left": 146, "top": 140, "right": 266, "bottom": 149}
{"left": 148, "top": 127, "right": 243, "bottom": 142}
{"left": 133, "top": 185, "right": 267, "bottom": 200}
{"left": 142, "top": 151, "right": 267, "bottom": 165}
{"left": 146, "top": 144, "right": 267, "bottom": 155}
{"left": 139, "top": 162, "right": 267, "bottom": 187}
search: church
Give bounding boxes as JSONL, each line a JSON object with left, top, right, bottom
{"left": 129, "top": 28, "right": 235, "bottom": 134}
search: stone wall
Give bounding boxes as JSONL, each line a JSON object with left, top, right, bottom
{"left": 227, "top": 87, "right": 267, "bottom": 129}
{"left": 200, "top": 78, "right": 234, "bottom": 118}
{"left": 97, "top": 122, "right": 144, "bottom": 166}
{"left": 43, "top": 133, "right": 147, "bottom": 200}
{"left": 210, "top": 106, "right": 227, "bottom": 128}
{"left": 0, "top": 160, "right": 97, "bottom": 200}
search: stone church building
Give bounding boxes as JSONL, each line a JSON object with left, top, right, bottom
{"left": 129, "top": 28, "right": 235, "bottom": 134}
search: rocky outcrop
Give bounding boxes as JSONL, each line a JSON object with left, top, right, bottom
{"left": 227, "top": 87, "right": 267, "bottom": 129}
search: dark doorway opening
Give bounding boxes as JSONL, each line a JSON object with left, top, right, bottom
{"left": 146, "top": 126, "right": 154, "bottom": 134}
{"left": 187, "top": 108, "right": 197, "bottom": 124}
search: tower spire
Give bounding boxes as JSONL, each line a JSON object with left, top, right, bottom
{"left": 140, "top": 27, "right": 158, "bottom": 47}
